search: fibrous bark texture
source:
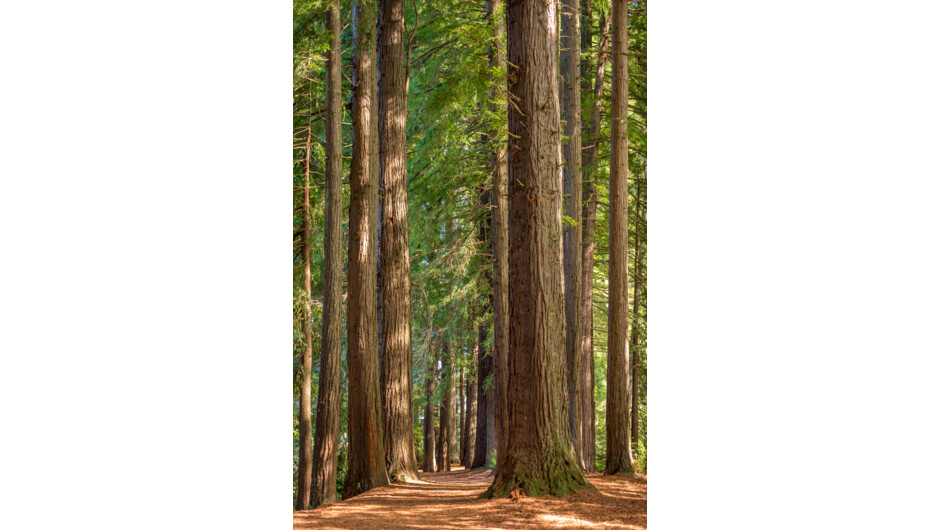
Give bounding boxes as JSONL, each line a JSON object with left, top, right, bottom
{"left": 488, "top": 0, "right": 510, "bottom": 475}
{"left": 579, "top": 4, "right": 609, "bottom": 474}
{"left": 344, "top": 0, "right": 391, "bottom": 498}
{"left": 561, "top": 0, "right": 583, "bottom": 469}
{"left": 472, "top": 318, "right": 493, "bottom": 469}
{"left": 605, "top": 0, "right": 636, "bottom": 478}
{"left": 310, "top": 0, "right": 344, "bottom": 508}
{"left": 378, "top": 0, "right": 418, "bottom": 483}
{"left": 485, "top": 0, "right": 589, "bottom": 499}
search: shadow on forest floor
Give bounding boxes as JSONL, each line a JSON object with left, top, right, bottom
{"left": 294, "top": 466, "right": 647, "bottom": 529}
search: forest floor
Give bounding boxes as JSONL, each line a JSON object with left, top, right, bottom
{"left": 293, "top": 465, "right": 647, "bottom": 529}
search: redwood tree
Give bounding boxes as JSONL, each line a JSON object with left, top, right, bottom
{"left": 310, "top": 0, "right": 344, "bottom": 507}
{"left": 344, "top": 0, "right": 390, "bottom": 498}
{"left": 378, "top": 0, "right": 419, "bottom": 483}
{"left": 485, "top": 0, "right": 588, "bottom": 498}
{"left": 605, "top": 0, "right": 636, "bottom": 477}
{"left": 561, "top": 0, "right": 583, "bottom": 468}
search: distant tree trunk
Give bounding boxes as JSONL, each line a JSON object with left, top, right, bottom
{"left": 630, "top": 181, "right": 646, "bottom": 448}
{"left": 462, "top": 328, "right": 478, "bottom": 467}
{"left": 294, "top": 94, "right": 315, "bottom": 513}
{"left": 437, "top": 341, "right": 453, "bottom": 471}
{"left": 422, "top": 348, "right": 437, "bottom": 473}
{"left": 579, "top": 6, "right": 609, "bottom": 473}
{"left": 472, "top": 316, "right": 494, "bottom": 469}
{"left": 344, "top": 0, "right": 390, "bottom": 498}
{"left": 458, "top": 364, "right": 465, "bottom": 461}
{"left": 485, "top": 0, "right": 588, "bottom": 498}
{"left": 447, "top": 342, "right": 459, "bottom": 464}
{"left": 378, "top": 0, "right": 418, "bottom": 483}
{"left": 310, "top": 0, "right": 344, "bottom": 507}
{"left": 561, "top": 0, "right": 583, "bottom": 469}
{"left": 488, "top": 0, "right": 510, "bottom": 476}
{"left": 605, "top": 0, "right": 636, "bottom": 477}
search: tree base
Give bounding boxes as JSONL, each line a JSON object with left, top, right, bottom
{"left": 483, "top": 449, "right": 591, "bottom": 499}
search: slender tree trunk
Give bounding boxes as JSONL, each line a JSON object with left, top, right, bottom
{"left": 447, "top": 341, "right": 459, "bottom": 464}
{"left": 458, "top": 365, "right": 465, "bottom": 461}
{"left": 310, "top": 0, "right": 344, "bottom": 507}
{"left": 378, "top": 0, "right": 418, "bottom": 483}
{"left": 422, "top": 347, "right": 437, "bottom": 473}
{"left": 561, "top": 0, "right": 583, "bottom": 469}
{"left": 472, "top": 308, "right": 492, "bottom": 469}
{"left": 605, "top": 0, "right": 636, "bottom": 477}
{"left": 462, "top": 329, "right": 478, "bottom": 467}
{"left": 485, "top": 0, "right": 588, "bottom": 498}
{"left": 436, "top": 341, "right": 453, "bottom": 471}
{"left": 294, "top": 97, "right": 315, "bottom": 513}
{"left": 344, "top": 0, "right": 390, "bottom": 498}
{"left": 630, "top": 177, "right": 645, "bottom": 448}
{"left": 579, "top": 6, "right": 609, "bottom": 473}
{"left": 488, "top": 0, "right": 510, "bottom": 476}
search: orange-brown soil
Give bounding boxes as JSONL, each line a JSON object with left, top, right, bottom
{"left": 294, "top": 466, "right": 646, "bottom": 529}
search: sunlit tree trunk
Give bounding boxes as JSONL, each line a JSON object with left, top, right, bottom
{"left": 344, "top": 0, "right": 390, "bottom": 498}
{"left": 378, "top": 0, "right": 419, "bottom": 483}
{"left": 605, "top": 0, "right": 636, "bottom": 477}
{"left": 485, "top": 0, "right": 588, "bottom": 498}
{"left": 310, "top": 0, "right": 344, "bottom": 507}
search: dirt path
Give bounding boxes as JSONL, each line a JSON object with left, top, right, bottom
{"left": 294, "top": 466, "right": 646, "bottom": 529}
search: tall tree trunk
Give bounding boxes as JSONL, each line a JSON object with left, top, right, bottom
{"left": 294, "top": 93, "right": 315, "bottom": 513}
{"left": 630, "top": 175, "right": 646, "bottom": 448}
{"left": 447, "top": 341, "right": 459, "bottom": 464}
{"left": 579, "top": 6, "right": 609, "bottom": 473}
{"left": 561, "top": 0, "right": 583, "bottom": 469}
{"left": 485, "top": 0, "right": 588, "bottom": 498}
{"left": 378, "top": 0, "right": 419, "bottom": 483}
{"left": 462, "top": 328, "right": 478, "bottom": 467}
{"left": 488, "top": 0, "right": 510, "bottom": 476}
{"left": 605, "top": 0, "right": 636, "bottom": 477}
{"left": 344, "top": 0, "right": 390, "bottom": 498}
{"left": 473, "top": 182, "right": 495, "bottom": 470}
{"left": 458, "top": 364, "right": 465, "bottom": 461}
{"left": 310, "top": 0, "right": 344, "bottom": 507}
{"left": 436, "top": 341, "right": 453, "bottom": 471}
{"left": 422, "top": 348, "right": 437, "bottom": 473}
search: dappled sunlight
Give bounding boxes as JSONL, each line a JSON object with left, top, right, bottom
{"left": 294, "top": 469, "right": 646, "bottom": 529}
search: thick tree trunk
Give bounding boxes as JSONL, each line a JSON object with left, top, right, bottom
{"left": 462, "top": 329, "right": 478, "bottom": 467}
{"left": 344, "top": 0, "right": 390, "bottom": 498}
{"left": 605, "top": 0, "right": 636, "bottom": 477}
{"left": 561, "top": 0, "right": 583, "bottom": 469}
{"left": 485, "top": 0, "right": 588, "bottom": 499}
{"left": 310, "top": 0, "right": 344, "bottom": 508}
{"left": 378, "top": 0, "right": 419, "bottom": 483}
{"left": 294, "top": 98, "right": 315, "bottom": 513}
{"left": 488, "top": 0, "right": 510, "bottom": 476}
{"left": 422, "top": 351, "right": 437, "bottom": 473}
{"left": 579, "top": 7, "right": 609, "bottom": 473}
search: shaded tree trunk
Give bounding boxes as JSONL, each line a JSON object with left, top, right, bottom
{"left": 344, "top": 0, "right": 390, "bottom": 498}
{"left": 294, "top": 91, "right": 315, "bottom": 513}
{"left": 605, "top": 0, "right": 636, "bottom": 477}
{"left": 378, "top": 0, "right": 419, "bottom": 483}
{"left": 422, "top": 348, "right": 437, "bottom": 473}
{"left": 485, "top": 0, "right": 588, "bottom": 498}
{"left": 488, "top": 0, "right": 510, "bottom": 476}
{"left": 561, "top": 0, "right": 583, "bottom": 469}
{"left": 579, "top": 6, "right": 609, "bottom": 473}
{"left": 447, "top": 341, "right": 459, "bottom": 464}
{"left": 462, "top": 328, "right": 478, "bottom": 467}
{"left": 310, "top": 0, "right": 344, "bottom": 507}
{"left": 436, "top": 341, "right": 453, "bottom": 471}
{"left": 630, "top": 178, "right": 646, "bottom": 448}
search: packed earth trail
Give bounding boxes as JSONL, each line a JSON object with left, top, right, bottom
{"left": 293, "top": 466, "right": 647, "bottom": 529}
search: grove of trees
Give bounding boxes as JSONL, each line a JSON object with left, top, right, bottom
{"left": 293, "top": 0, "right": 647, "bottom": 508}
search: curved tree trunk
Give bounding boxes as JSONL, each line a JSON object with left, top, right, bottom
{"left": 485, "top": 0, "right": 588, "bottom": 499}
{"left": 379, "top": 0, "right": 419, "bottom": 483}
{"left": 344, "top": 0, "right": 390, "bottom": 498}
{"left": 561, "top": 0, "right": 583, "bottom": 469}
{"left": 605, "top": 0, "right": 636, "bottom": 477}
{"left": 310, "top": 0, "right": 344, "bottom": 508}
